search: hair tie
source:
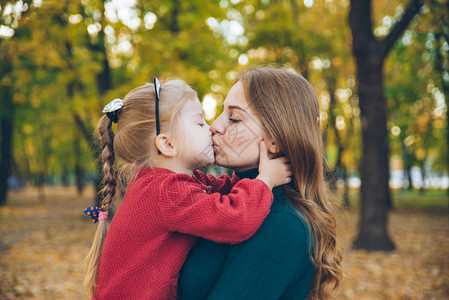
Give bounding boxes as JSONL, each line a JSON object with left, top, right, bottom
{"left": 83, "top": 206, "right": 109, "bottom": 223}
{"left": 102, "top": 98, "right": 124, "bottom": 123}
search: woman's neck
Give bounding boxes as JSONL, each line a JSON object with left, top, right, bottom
{"left": 234, "top": 167, "right": 259, "bottom": 180}
{"left": 232, "top": 164, "right": 258, "bottom": 173}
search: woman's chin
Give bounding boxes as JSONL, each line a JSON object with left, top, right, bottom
{"left": 213, "top": 154, "right": 228, "bottom": 168}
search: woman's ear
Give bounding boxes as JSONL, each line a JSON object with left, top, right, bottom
{"left": 263, "top": 136, "right": 280, "bottom": 155}
{"left": 155, "top": 134, "right": 177, "bottom": 157}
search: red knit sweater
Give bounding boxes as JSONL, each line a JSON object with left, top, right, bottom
{"left": 93, "top": 167, "right": 273, "bottom": 300}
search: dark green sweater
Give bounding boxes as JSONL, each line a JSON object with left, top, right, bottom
{"left": 178, "top": 168, "right": 315, "bottom": 300}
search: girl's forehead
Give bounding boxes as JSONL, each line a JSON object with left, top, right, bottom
{"left": 181, "top": 98, "right": 203, "bottom": 116}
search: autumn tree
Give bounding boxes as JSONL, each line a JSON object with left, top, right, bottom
{"left": 0, "top": 0, "right": 33, "bottom": 206}
{"left": 350, "top": 0, "right": 424, "bottom": 251}
{"left": 429, "top": 0, "right": 449, "bottom": 197}
{"left": 386, "top": 18, "right": 445, "bottom": 193}
{"left": 2, "top": 0, "right": 234, "bottom": 205}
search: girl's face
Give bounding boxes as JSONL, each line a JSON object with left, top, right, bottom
{"left": 177, "top": 98, "right": 214, "bottom": 170}
{"left": 210, "top": 81, "right": 266, "bottom": 172}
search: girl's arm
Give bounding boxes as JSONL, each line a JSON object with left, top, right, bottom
{"left": 156, "top": 173, "right": 272, "bottom": 244}
{"left": 193, "top": 170, "right": 240, "bottom": 195}
{"left": 157, "top": 142, "right": 290, "bottom": 244}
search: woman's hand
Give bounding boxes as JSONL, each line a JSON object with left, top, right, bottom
{"left": 256, "top": 141, "right": 292, "bottom": 189}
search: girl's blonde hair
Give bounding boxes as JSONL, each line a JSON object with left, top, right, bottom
{"left": 240, "top": 67, "right": 343, "bottom": 300}
{"left": 84, "top": 80, "right": 197, "bottom": 297}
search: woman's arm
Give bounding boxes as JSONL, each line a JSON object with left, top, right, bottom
{"left": 205, "top": 214, "right": 314, "bottom": 300}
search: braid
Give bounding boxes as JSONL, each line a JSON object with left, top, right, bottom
{"left": 98, "top": 116, "right": 116, "bottom": 211}
{"left": 84, "top": 115, "right": 117, "bottom": 297}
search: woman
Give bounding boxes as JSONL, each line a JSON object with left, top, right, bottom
{"left": 177, "top": 67, "right": 343, "bottom": 299}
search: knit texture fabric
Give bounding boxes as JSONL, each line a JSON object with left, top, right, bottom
{"left": 93, "top": 167, "right": 273, "bottom": 300}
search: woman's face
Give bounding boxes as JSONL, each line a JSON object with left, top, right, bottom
{"left": 211, "top": 81, "right": 268, "bottom": 172}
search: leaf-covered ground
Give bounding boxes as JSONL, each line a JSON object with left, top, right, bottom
{"left": 1, "top": 187, "right": 448, "bottom": 299}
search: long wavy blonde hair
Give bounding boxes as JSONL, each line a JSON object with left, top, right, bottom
{"left": 240, "top": 67, "right": 343, "bottom": 299}
{"left": 84, "top": 80, "right": 197, "bottom": 297}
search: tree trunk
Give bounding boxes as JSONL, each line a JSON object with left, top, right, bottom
{"left": 61, "top": 2, "right": 110, "bottom": 207}
{"left": 420, "top": 163, "right": 426, "bottom": 195}
{"left": 19, "top": 137, "right": 31, "bottom": 184}
{"left": 434, "top": 29, "right": 449, "bottom": 199}
{"left": 402, "top": 143, "right": 413, "bottom": 190}
{"left": 350, "top": 0, "right": 423, "bottom": 251}
{"left": 325, "top": 73, "right": 339, "bottom": 194}
{"left": 0, "top": 108, "right": 13, "bottom": 206}
{"left": 342, "top": 165, "right": 350, "bottom": 208}
{"left": 0, "top": 53, "right": 13, "bottom": 207}
{"left": 170, "top": 0, "right": 180, "bottom": 34}
{"left": 74, "top": 135, "right": 84, "bottom": 195}
{"left": 352, "top": 53, "right": 395, "bottom": 251}
{"left": 37, "top": 172, "right": 46, "bottom": 204}
{"left": 61, "top": 165, "right": 69, "bottom": 186}
{"left": 407, "top": 164, "right": 413, "bottom": 190}
{"left": 93, "top": 1, "right": 111, "bottom": 207}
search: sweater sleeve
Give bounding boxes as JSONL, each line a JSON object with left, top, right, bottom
{"left": 156, "top": 174, "right": 273, "bottom": 244}
{"left": 205, "top": 215, "right": 313, "bottom": 300}
{"left": 193, "top": 170, "right": 240, "bottom": 195}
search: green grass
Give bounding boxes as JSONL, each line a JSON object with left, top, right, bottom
{"left": 392, "top": 189, "right": 448, "bottom": 209}
{"left": 335, "top": 189, "right": 448, "bottom": 209}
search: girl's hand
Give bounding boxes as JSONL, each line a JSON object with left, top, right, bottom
{"left": 256, "top": 141, "right": 292, "bottom": 189}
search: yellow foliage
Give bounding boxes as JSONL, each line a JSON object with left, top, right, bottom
{"left": 22, "top": 124, "right": 33, "bottom": 134}
{"left": 30, "top": 97, "right": 41, "bottom": 108}
{"left": 25, "top": 140, "right": 36, "bottom": 156}
{"left": 416, "top": 148, "right": 426, "bottom": 160}
{"left": 13, "top": 93, "right": 26, "bottom": 104}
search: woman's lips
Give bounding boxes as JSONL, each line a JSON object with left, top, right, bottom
{"left": 212, "top": 139, "right": 219, "bottom": 150}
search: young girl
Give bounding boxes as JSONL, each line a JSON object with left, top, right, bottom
{"left": 84, "top": 79, "right": 291, "bottom": 299}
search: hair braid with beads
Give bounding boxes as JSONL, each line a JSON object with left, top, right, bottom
{"left": 84, "top": 115, "right": 117, "bottom": 296}
{"left": 99, "top": 116, "right": 117, "bottom": 211}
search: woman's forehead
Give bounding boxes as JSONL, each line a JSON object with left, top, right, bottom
{"left": 223, "top": 81, "right": 249, "bottom": 111}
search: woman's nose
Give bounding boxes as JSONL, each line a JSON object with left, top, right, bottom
{"left": 210, "top": 116, "right": 225, "bottom": 135}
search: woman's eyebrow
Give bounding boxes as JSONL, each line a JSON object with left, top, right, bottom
{"left": 222, "top": 104, "right": 248, "bottom": 114}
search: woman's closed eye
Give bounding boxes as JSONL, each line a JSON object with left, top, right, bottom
{"left": 229, "top": 118, "right": 240, "bottom": 123}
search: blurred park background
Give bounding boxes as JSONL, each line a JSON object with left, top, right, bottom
{"left": 0, "top": 0, "right": 448, "bottom": 299}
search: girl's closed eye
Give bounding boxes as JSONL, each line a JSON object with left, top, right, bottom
{"left": 229, "top": 118, "right": 240, "bottom": 123}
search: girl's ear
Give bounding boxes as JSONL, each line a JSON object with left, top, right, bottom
{"left": 155, "top": 134, "right": 177, "bottom": 157}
